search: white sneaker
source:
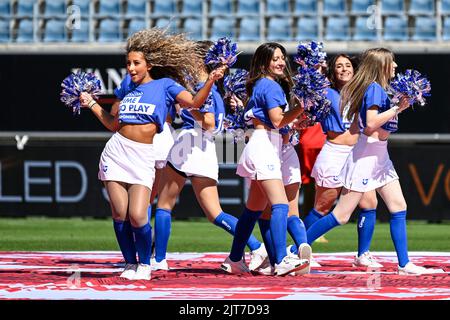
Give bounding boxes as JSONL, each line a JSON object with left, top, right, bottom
{"left": 255, "top": 264, "right": 275, "bottom": 276}
{"left": 310, "top": 258, "right": 322, "bottom": 268}
{"left": 249, "top": 244, "right": 268, "bottom": 271}
{"left": 296, "top": 243, "right": 312, "bottom": 275}
{"left": 274, "top": 255, "right": 309, "bottom": 277}
{"left": 398, "top": 262, "right": 445, "bottom": 275}
{"left": 150, "top": 258, "right": 169, "bottom": 271}
{"left": 221, "top": 256, "right": 250, "bottom": 274}
{"left": 353, "top": 251, "right": 383, "bottom": 268}
{"left": 119, "top": 263, "right": 137, "bottom": 280}
{"left": 134, "top": 263, "right": 152, "bottom": 280}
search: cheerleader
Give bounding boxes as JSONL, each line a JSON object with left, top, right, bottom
{"left": 79, "top": 29, "right": 225, "bottom": 280}
{"left": 221, "top": 42, "right": 309, "bottom": 276}
{"left": 305, "top": 48, "right": 442, "bottom": 275}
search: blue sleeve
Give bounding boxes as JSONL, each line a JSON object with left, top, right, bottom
{"left": 114, "top": 74, "right": 133, "bottom": 100}
{"left": 363, "top": 83, "right": 384, "bottom": 111}
{"left": 165, "top": 78, "right": 186, "bottom": 103}
{"left": 263, "top": 82, "right": 287, "bottom": 110}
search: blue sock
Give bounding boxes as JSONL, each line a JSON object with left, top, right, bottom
{"left": 229, "top": 207, "right": 262, "bottom": 262}
{"left": 258, "top": 219, "right": 276, "bottom": 266}
{"left": 147, "top": 205, "right": 152, "bottom": 223}
{"left": 357, "top": 208, "right": 376, "bottom": 257}
{"left": 214, "top": 212, "right": 261, "bottom": 251}
{"left": 303, "top": 208, "right": 324, "bottom": 230}
{"left": 287, "top": 215, "right": 308, "bottom": 254}
{"left": 306, "top": 212, "right": 340, "bottom": 245}
{"left": 113, "top": 219, "right": 137, "bottom": 264}
{"left": 390, "top": 210, "right": 409, "bottom": 267}
{"left": 132, "top": 223, "right": 152, "bottom": 265}
{"left": 154, "top": 208, "right": 172, "bottom": 262}
{"left": 270, "top": 204, "right": 289, "bottom": 264}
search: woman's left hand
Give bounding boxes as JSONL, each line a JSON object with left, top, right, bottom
{"left": 209, "top": 65, "right": 227, "bottom": 81}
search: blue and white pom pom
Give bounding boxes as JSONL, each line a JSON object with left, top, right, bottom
{"left": 294, "top": 41, "right": 327, "bottom": 68}
{"left": 388, "top": 69, "right": 431, "bottom": 107}
{"left": 224, "top": 68, "right": 249, "bottom": 101}
{"left": 60, "top": 70, "right": 102, "bottom": 115}
{"left": 205, "top": 37, "right": 241, "bottom": 68}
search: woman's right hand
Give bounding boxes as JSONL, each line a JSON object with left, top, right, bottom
{"left": 79, "top": 92, "right": 94, "bottom": 108}
{"left": 228, "top": 93, "right": 243, "bottom": 111}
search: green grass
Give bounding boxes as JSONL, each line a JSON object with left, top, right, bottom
{"left": 0, "top": 217, "right": 449, "bottom": 252}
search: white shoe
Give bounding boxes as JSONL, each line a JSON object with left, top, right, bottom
{"left": 249, "top": 244, "right": 268, "bottom": 271}
{"left": 274, "top": 255, "right": 309, "bottom": 277}
{"left": 398, "top": 262, "right": 445, "bottom": 275}
{"left": 134, "top": 263, "right": 152, "bottom": 280}
{"left": 119, "top": 263, "right": 137, "bottom": 280}
{"left": 296, "top": 243, "right": 312, "bottom": 275}
{"left": 310, "top": 258, "right": 322, "bottom": 268}
{"left": 150, "top": 258, "right": 169, "bottom": 271}
{"left": 221, "top": 256, "right": 250, "bottom": 274}
{"left": 353, "top": 251, "right": 383, "bottom": 268}
{"left": 255, "top": 264, "right": 275, "bottom": 276}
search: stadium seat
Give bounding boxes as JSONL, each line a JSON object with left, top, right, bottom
{"left": 267, "top": 17, "right": 292, "bottom": 41}
{"left": 238, "top": 16, "right": 259, "bottom": 41}
{"left": 210, "top": 17, "right": 235, "bottom": 39}
{"left": 16, "top": 0, "right": 38, "bottom": 17}
{"left": 16, "top": 18, "right": 34, "bottom": 42}
{"left": 294, "top": 0, "right": 317, "bottom": 14}
{"left": 295, "top": 16, "right": 318, "bottom": 40}
{"left": 266, "top": 0, "right": 289, "bottom": 14}
{"left": 0, "top": 19, "right": 10, "bottom": 42}
{"left": 98, "top": 0, "right": 120, "bottom": 17}
{"left": 237, "top": 0, "right": 260, "bottom": 15}
{"left": 43, "top": 18, "right": 67, "bottom": 42}
{"left": 323, "top": 0, "right": 346, "bottom": 14}
{"left": 126, "top": 0, "right": 147, "bottom": 18}
{"left": 153, "top": 0, "right": 176, "bottom": 15}
{"left": 380, "top": 0, "right": 404, "bottom": 14}
{"left": 154, "top": 17, "right": 179, "bottom": 33}
{"left": 442, "top": 0, "right": 450, "bottom": 14}
{"left": 181, "top": 0, "right": 203, "bottom": 16}
{"left": 182, "top": 17, "right": 202, "bottom": 40}
{"left": 383, "top": 16, "right": 408, "bottom": 40}
{"left": 70, "top": 18, "right": 89, "bottom": 42}
{"left": 351, "top": 0, "right": 376, "bottom": 14}
{"left": 325, "top": 16, "right": 350, "bottom": 40}
{"left": 442, "top": 16, "right": 450, "bottom": 40}
{"left": 412, "top": 16, "right": 436, "bottom": 40}
{"left": 210, "top": 0, "right": 232, "bottom": 15}
{"left": 0, "top": 0, "right": 11, "bottom": 17}
{"left": 43, "top": 0, "right": 66, "bottom": 17}
{"left": 409, "top": 0, "right": 434, "bottom": 15}
{"left": 353, "top": 15, "right": 377, "bottom": 40}
{"left": 97, "top": 18, "right": 121, "bottom": 42}
{"left": 127, "top": 18, "right": 146, "bottom": 37}
{"left": 72, "top": 0, "right": 90, "bottom": 16}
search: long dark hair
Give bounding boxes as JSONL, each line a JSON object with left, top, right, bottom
{"left": 326, "top": 53, "right": 359, "bottom": 90}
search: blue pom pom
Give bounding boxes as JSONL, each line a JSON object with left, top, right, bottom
{"left": 224, "top": 68, "right": 249, "bottom": 101}
{"left": 388, "top": 69, "right": 431, "bottom": 107}
{"left": 60, "top": 70, "right": 102, "bottom": 115}
{"left": 205, "top": 37, "right": 241, "bottom": 68}
{"left": 294, "top": 41, "right": 327, "bottom": 68}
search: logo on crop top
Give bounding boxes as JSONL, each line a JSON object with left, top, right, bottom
{"left": 119, "top": 95, "right": 156, "bottom": 116}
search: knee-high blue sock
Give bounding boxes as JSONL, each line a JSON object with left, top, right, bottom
{"left": 303, "top": 208, "right": 324, "bottom": 230}
{"left": 390, "top": 210, "right": 409, "bottom": 267}
{"left": 287, "top": 216, "right": 308, "bottom": 254}
{"left": 258, "top": 219, "right": 276, "bottom": 266}
{"left": 154, "top": 208, "right": 171, "bottom": 262}
{"left": 270, "top": 204, "right": 289, "bottom": 264}
{"left": 306, "top": 212, "right": 340, "bottom": 245}
{"left": 132, "top": 223, "right": 152, "bottom": 265}
{"left": 229, "top": 207, "right": 262, "bottom": 262}
{"left": 113, "top": 219, "right": 137, "bottom": 264}
{"left": 357, "top": 208, "right": 376, "bottom": 257}
{"left": 214, "top": 212, "right": 261, "bottom": 251}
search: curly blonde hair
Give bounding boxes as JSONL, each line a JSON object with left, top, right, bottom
{"left": 126, "top": 28, "right": 202, "bottom": 91}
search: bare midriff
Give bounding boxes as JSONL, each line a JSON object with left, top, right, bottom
{"left": 118, "top": 122, "right": 158, "bottom": 144}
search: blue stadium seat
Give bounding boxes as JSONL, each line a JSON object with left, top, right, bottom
{"left": 325, "top": 16, "right": 350, "bottom": 40}
{"left": 16, "top": 18, "right": 34, "bottom": 42}
{"left": 97, "top": 18, "right": 121, "bottom": 42}
{"left": 412, "top": 16, "right": 436, "bottom": 40}
{"left": 0, "top": 19, "right": 10, "bottom": 42}
{"left": 127, "top": 18, "right": 146, "bottom": 37}
{"left": 182, "top": 0, "right": 202, "bottom": 15}
{"left": 351, "top": 0, "right": 376, "bottom": 14}
{"left": 267, "top": 17, "right": 292, "bottom": 41}
{"left": 210, "top": 17, "right": 235, "bottom": 39}
{"left": 43, "top": 18, "right": 67, "bottom": 42}
{"left": 154, "top": 17, "right": 179, "bottom": 33}
{"left": 353, "top": 15, "right": 377, "bottom": 40}
{"left": 295, "top": 16, "right": 318, "bottom": 40}
{"left": 442, "top": 0, "right": 450, "bottom": 14}
{"left": 70, "top": 18, "right": 89, "bottom": 42}
{"left": 383, "top": 16, "right": 408, "bottom": 40}
{"left": 237, "top": 0, "right": 260, "bottom": 15}
{"left": 153, "top": 0, "right": 175, "bottom": 15}
{"left": 43, "top": 0, "right": 66, "bottom": 17}
{"left": 182, "top": 17, "right": 202, "bottom": 40}
{"left": 126, "top": 0, "right": 147, "bottom": 18}
{"left": 16, "top": 0, "right": 38, "bottom": 17}
{"left": 380, "top": 0, "right": 404, "bottom": 14}
{"left": 98, "top": 0, "right": 120, "bottom": 17}
{"left": 266, "top": 0, "right": 289, "bottom": 14}
{"left": 442, "top": 16, "right": 450, "bottom": 40}
{"left": 72, "top": 0, "right": 90, "bottom": 16}
{"left": 0, "top": 0, "right": 11, "bottom": 17}
{"left": 238, "top": 16, "right": 259, "bottom": 41}
{"left": 210, "top": 0, "right": 232, "bottom": 15}
{"left": 295, "top": 0, "right": 317, "bottom": 14}
{"left": 409, "top": 0, "right": 434, "bottom": 15}
{"left": 323, "top": 0, "right": 346, "bottom": 14}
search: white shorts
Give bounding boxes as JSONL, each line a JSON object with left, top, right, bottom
{"left": 98, "top": 132, "right": 155, "bottom": 190}
{"left": 167, "top": 128, "right": 219, "bottom": 182}
{"left": 281, "top": 143, "right": 301, "bottom": 186}
{"left": 311, "top": 140, "right": 354, "bottom": 188}
{"left": 338, "top": 134, "right": 399, "bottom": 192}
{"left": 236, "top": 129, "right": 283, "bottom": 181}
{"left": 154, "top": 122, "right": 175, "bottom": 169}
